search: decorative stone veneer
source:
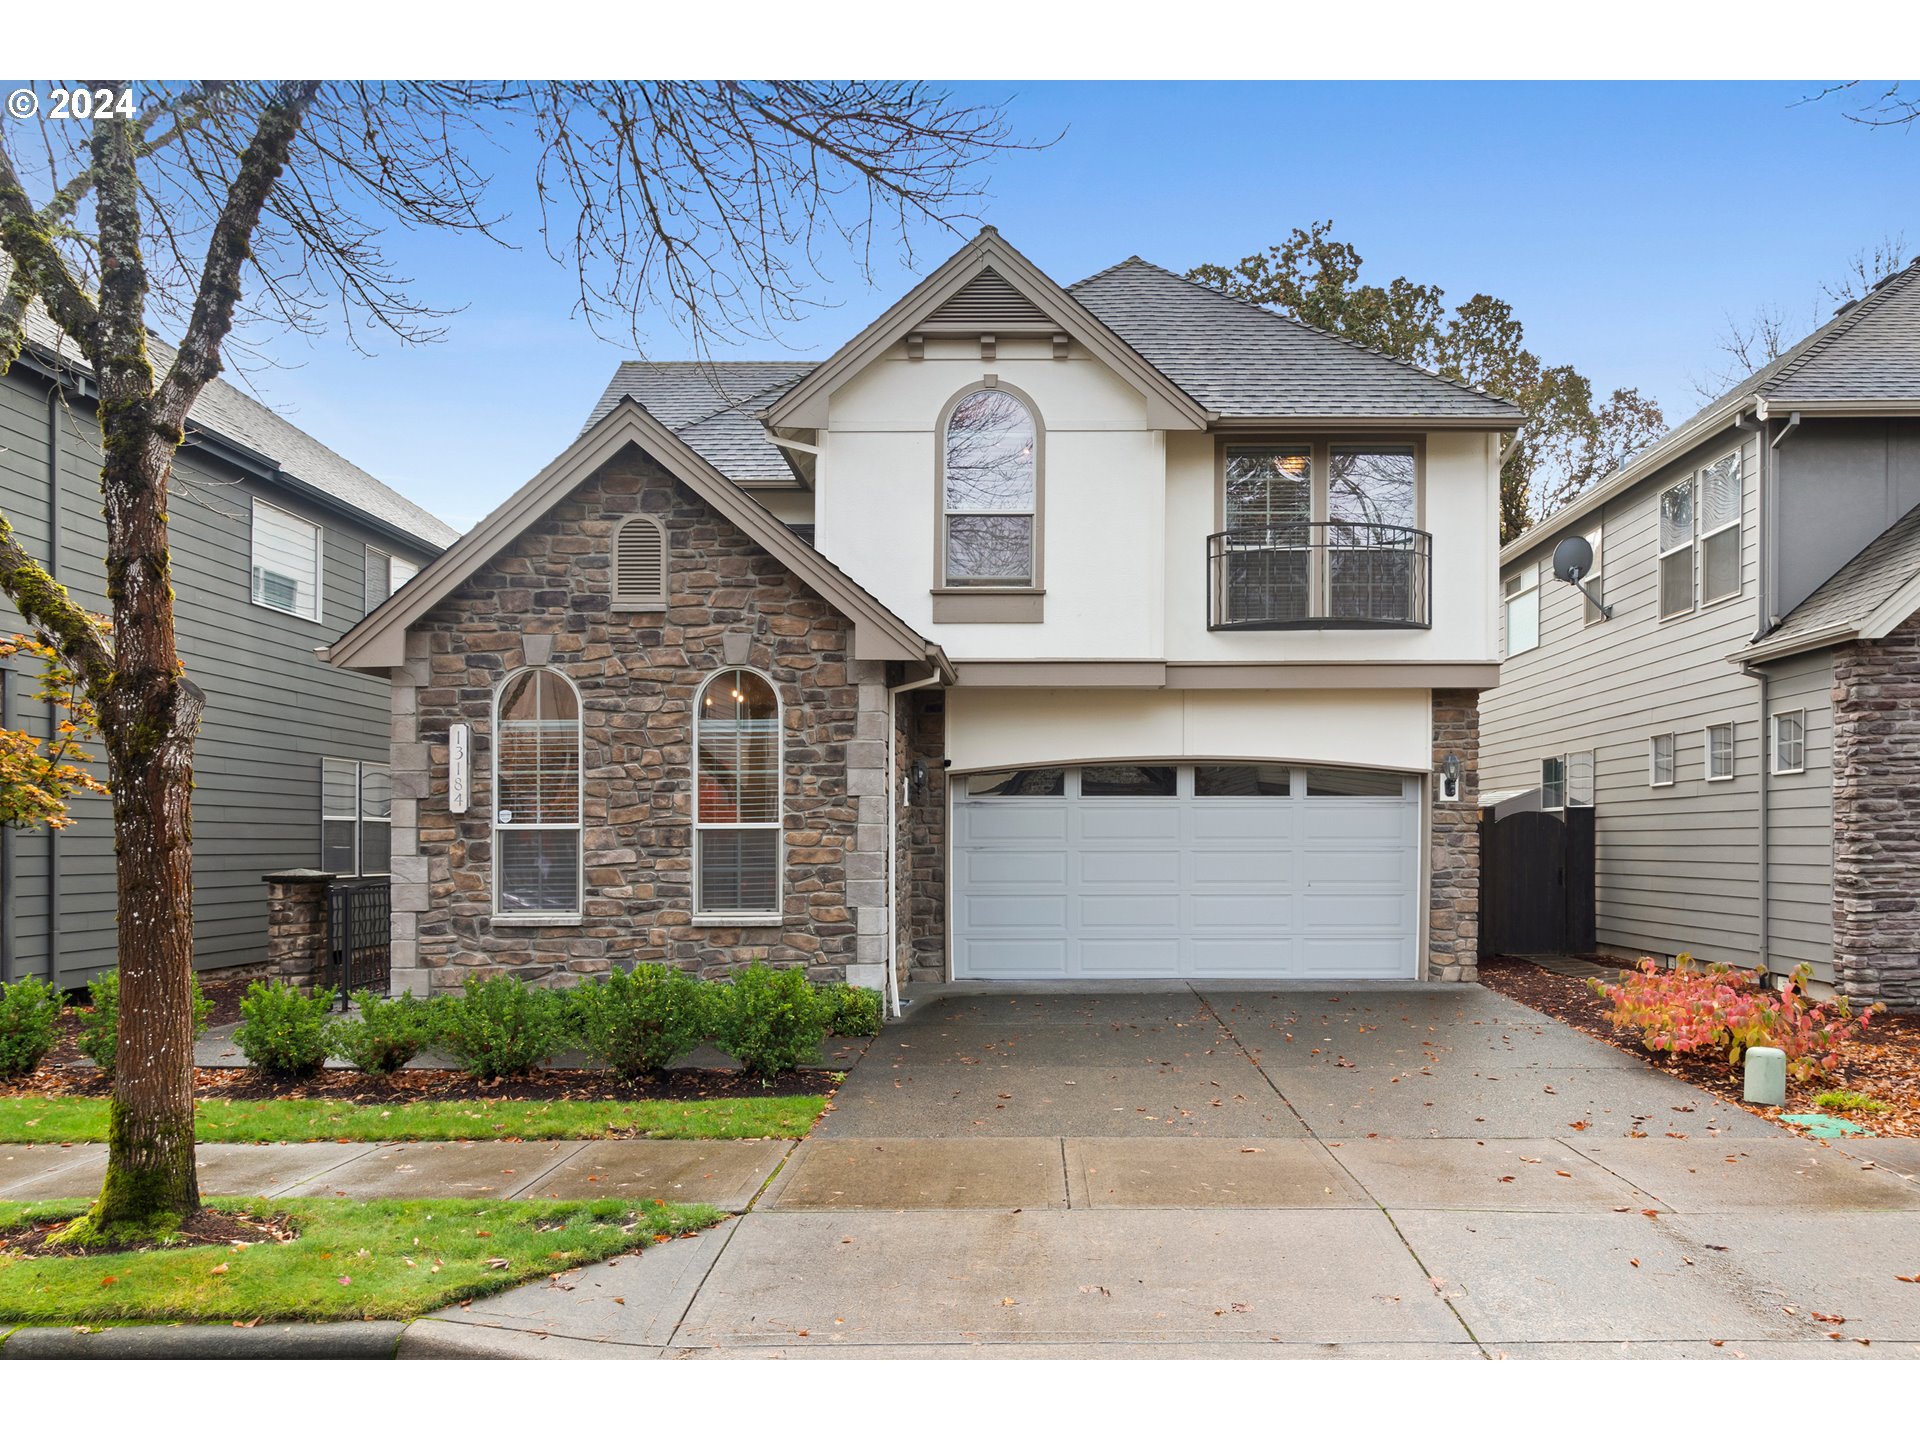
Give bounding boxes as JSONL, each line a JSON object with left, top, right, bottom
{"left": 895, "top": 688, "right": 947, "bottom": 986}
{"left": 1830, "top": 614, "right": 1920, "bottom": 1011}
{"left": 384, "top": 452, "right": 890, "bottom": 997}
{"left": 1429, "top": 688, "right": 1481, "bottom": 982}
{"left": 262, "top": 869, "right": 334, "bottom": 992}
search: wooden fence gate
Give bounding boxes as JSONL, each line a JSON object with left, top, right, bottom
{"left": 1478, "top": 805, "right": 1595, "bottom": 958}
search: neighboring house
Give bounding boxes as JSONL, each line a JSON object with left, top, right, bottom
{"left": 1482, "top": 260, "right": 1920, "bottom": 1010}
{"left": 0, "top": 305, "right": 458, "bottom": 990}
{"left": 327, "top": 227, "right": 1521, "bottom": 1005}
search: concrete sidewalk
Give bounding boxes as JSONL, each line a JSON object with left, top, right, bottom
{"left": 405, "top": 985, "right": 1920, "bottom": 1360}
{"left": 0, "top": 1137, "right": 790, "bottom": 1211}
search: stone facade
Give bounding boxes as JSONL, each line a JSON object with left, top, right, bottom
{"left": 262, "top": 869, "right": 334, "bottom": 992}
{"left": 895, "top": 688, "right": 948, "bottom": 986}
{"left": 1428, "top": 688, "right": 1481, "bottom": 982}
{"left": 1830, "top": 614, "right": 1920, "bottom": 1010}
{"left": 384, "top": 452, "right": 890, "bottom": 996}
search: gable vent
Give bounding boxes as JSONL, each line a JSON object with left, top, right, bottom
{"left": 613, "top": 515, "right": 667, "bottom": 610}
{"left": 925, "top": 267, "right": 1052, "bottom": 327}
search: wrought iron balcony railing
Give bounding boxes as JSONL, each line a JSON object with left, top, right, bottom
{"left": 1207, "top": 522, "right": 1432, "bottom": 630}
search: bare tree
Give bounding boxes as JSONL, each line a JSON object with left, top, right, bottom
{"left": 1803, "top": 80, "right": 1920, "bottom": 130}
{"left": 0, "top": 79, "right": 1033, "bottom": 1242}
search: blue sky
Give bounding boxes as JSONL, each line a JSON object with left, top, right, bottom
{"left": 223, "top": 81, "right": 1918, "bottom": 530}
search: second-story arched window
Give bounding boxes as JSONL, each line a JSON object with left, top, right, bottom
{"left": 941, "top": 387, "right": 1039, "bottom": 588}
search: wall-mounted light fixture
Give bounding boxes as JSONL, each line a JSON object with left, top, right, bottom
{"left": 1438, "top": 753, "right": 1462, "bottom": 803}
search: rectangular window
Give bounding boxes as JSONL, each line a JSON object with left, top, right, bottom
{"left": 1327, "top": 445, "right": 1419, "bottom": 622}
{"left": 1566, "top": 751, "right": 1596, "bottom": 807}
{"left": 1658, "top": 478, "right": 1695, "bottom": 619}
{"left": 1772, "top": 710, "right": 1806, "bottom": 775}
{"left": 1222, "top": 445, "right": 1313, "bottom": 626}
{"left": 1503, "top": 566, "right": 1540, "bottom": 656}
{"left": 1582, "top": 527, "right": 1607, "bottom": 625}
{"left": 364, "top": 546, "right": 420, "bottom": 615}
{"left": 1706, "top": 722, "right": 1735, "bottom": 782}
{"left": 1699, "top": 452, "right": 1742, "bottom": 605}
{"left": 1303, "top": 767, "right": 1403, "bottom": 798}
{"left": 251, "top": 499, "right": 322, "bottom": 620}
{"left": 1541, "top": 756, "right": 1566, "bottom": 811}
{"left": 1649, "top": 732, "right": 1676, "bottom": 788}
{"left": 1195, "top": 764, "right": 1291, "bottom": 797}
{"left": 1080, "top": 765, "right": 1177, "bottom": 797}
{"left": 964, "top": 768, "right": 1065, "bottom": 797}
{"left": 320, "top": 758, "right": 392, "bottom": 875}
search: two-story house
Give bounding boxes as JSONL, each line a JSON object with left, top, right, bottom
{"left": 0, "top": 300, "right": 457, "bottom": 991}
{"left": 326, "top": 228, "right": 1521, "bottom": 1008}
{"left": 1482, "top": 259, "right": 1920, "bottom": 1010}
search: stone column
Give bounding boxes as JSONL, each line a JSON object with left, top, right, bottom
{"left": 1831, "top": 623, "right": 1920, "bottom": 1011}
{"left": 262, "top": 869, "right": 335, "bottom": 992}
{"left": 1429, "top": 689, "right": 1481, "bottom": 982}
{"left": 385, "top": 628, "right": 435, "bottom": 998}
{"left": 843, "top": 659, "right": 893, "bottom": 993}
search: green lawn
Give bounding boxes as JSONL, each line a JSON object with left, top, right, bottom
{"left": 0, "top": 1195, "right": 717, "bottom": 1325}
{"left": 0, "top": 1094, "right": 828, "bottom": 1145}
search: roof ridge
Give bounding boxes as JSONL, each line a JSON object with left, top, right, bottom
{"left": 1078, "top": 255, "right": 1515, "bottom": 412}
{"left": 1762, "top": 260, "right": 1920, "bottom": 397}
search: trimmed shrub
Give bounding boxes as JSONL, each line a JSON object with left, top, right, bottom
{"left": 75, "top": 970, "right": 215, "bottom": 1076}
{"left": 819, "top": 982, "right": 883, "bottom": 1038}
{"left": 1590, "top": 955, "right": 1879, "bottom": 1082}
{"left": 0, "top": 976, "right": 65, "bottom": 1078}
{"left": 327, "top": 990, "right": 433, "bottom": 1075}
{"left": 233, "top": 980, "right": 337, "bottom": 1078}
{"left": 433, "top": 974, "right": 572, "bottom": 1079}
{"left": 572, "top": 964, "right": 712, "bottom": 1079}
{"left": 713, "top": 962, "right": 825, "bottom": 1078}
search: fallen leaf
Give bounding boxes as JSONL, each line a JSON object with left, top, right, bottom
{"left": 210, "top": 1262, "right": 229, "bottom": 1275}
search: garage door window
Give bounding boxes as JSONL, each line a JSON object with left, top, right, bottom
{"left": 1081, "top": 764, "right": 1177, "bottom": 797}
{"left": 965, "top": 767, "right": 1065, "bottom": 797}
{"left": 1304, "top": 767, "right": 1404, "bottom": 797}
{"left": 1195, "top": 764, "right": 1292, "bottom": 797}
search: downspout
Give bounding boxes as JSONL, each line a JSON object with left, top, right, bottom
{"left": 44, "top": 380, "right": 62, "bottom": 986}
{"left": 1, "top": 667, "right": 12, "bottom": 982}
{"left": 1734, "top": 404, "right": 1771, "bottom": 977}
{"left": 884, "top": 669, "right": 943, "bottom": 1020}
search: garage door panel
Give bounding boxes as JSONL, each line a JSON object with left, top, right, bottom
{"left": 1078, "top": 849, "right": 1184, "bottom": 886}
{"left": 952, "top": 766, "right": 1418, "bottom": 981}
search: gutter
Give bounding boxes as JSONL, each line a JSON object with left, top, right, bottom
{"left": 884, "top": 668, "right": 945, "bottom": 1020}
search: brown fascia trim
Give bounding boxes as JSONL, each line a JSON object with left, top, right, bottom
{"left": 949, "top": 659, "right": 1501, "bottom": 690}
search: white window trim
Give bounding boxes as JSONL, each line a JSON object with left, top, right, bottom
{"left": 1540, "top": 755, "right": 1566, "bottom": 812}
{"left": 321, "top": 757, "right": 392, "bottom": 875}
{"left": 1705, "top": 722, "right": 1736, "bottom": 783}
{"left": 1771, "top": 709, "right": 1807, "bottom": 777}
{"left": 250, "top": 496, "right": 324, "bottom": 622}
{"left": 1648, "top": 732, "right": 1676, "bottom": 789}
{"left": 491, "top": 667, "right": 585, "bottom": 921}
{"left": 693, "top": 667, "right": 784, "bottom": 925}
{"left": 1582, "top": 525, "right": 1607, "bottom": 626}
{"left": 1698, "top": 450, "right": 1744, "bottom": 608}
{"left": 1657, "top": 477, "right": 1695, "bottom": 621}
{"left": 1503, "top": 564, "right": 1540, "bottom": 657}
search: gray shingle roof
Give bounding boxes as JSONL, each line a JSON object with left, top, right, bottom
{"left": 1752, "top": 499, "right": 1920, "bottom": 654}
{"left": 13, "top": 291, "right": 458, "bottom": 549}
{"left": 1067, "top": 258, "right": 1524, "bottom": 423}
{"left": 585, "top": 362, "right": 814, "bottom": 483}
{"left": 1765, "top": 262, "right": 1920, "bottom": 404}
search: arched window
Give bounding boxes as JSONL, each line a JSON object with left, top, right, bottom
{"left": 694, "top": 668, "right": 782, "bottom": 917}
{"left": 493, "top": 668, "right": 583, "bottom": 917}
{"left": 941, "top": 387, "right": 1039, "bottom": 587}
{"left": 612, "top": 515, "right": 667, "bottom": 610}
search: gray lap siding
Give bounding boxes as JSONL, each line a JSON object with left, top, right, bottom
{"left": 393, "top": 451, "right": 873, "bottom": 992}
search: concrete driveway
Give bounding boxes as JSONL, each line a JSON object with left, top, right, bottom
{"left": 411, "top": 984, "right": 1920, "bottom": 1360}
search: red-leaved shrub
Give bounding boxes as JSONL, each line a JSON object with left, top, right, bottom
{"left": 1589, "top": 955, "right": 1877, "bottom": 1082}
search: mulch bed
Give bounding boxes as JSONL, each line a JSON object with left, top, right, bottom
{"left": 4, "top": 1061, "right": 839, "bottom": 1105}
{"left": 1480, "top": 955, "right": 1920, "bottom": 1138}
{"left": 0, "top": 1208, "right": 294, "bottom": 1257}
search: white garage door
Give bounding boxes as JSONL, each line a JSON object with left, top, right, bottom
{"left": 952, "top": 762, "right": 1420, "bottom": 981}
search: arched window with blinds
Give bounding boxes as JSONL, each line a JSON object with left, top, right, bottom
{"left": 613, "top": 515, "right": 668, "bottom": 610}
{"left": 492, "top": 668, "right": 583, "bottom": 917}
{"left": 694, "top": 668, "right": 782, "bottom": 918}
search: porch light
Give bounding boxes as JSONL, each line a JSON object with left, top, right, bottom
{"left": 1439, "top": 753, "right": 1462, "bottom": 802}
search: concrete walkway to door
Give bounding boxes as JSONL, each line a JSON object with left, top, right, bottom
{"left": 408, "top": 983, "right": 1920, "bottom": 1359}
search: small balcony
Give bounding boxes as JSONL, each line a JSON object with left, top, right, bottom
{"left": 1207, "top": 522, "right": 1432, "bottom": 631}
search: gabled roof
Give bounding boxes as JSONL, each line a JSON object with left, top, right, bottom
{"left": 1741, "top": 499, "right": 1920, "bottom": 663}
{"left": 762, "top": 227, "right": 1214, "bottom": 432}
{"left": 7, "top": 276, "right": 457, "bottom": 550}
{"left": 585, "top": 361, "right": 814, "bottom": 484}
{"left": 1069, "top": 258, "right": 1526, "bottom": 425}
{"left": 1504, "top": 259, "right": 1920, "bottom": 564}
{"left": 325, "top": 398, "right": 949, "bottom": 676}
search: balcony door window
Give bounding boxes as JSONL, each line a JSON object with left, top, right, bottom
{"left": 1222, "top": 446, "right": 1312, "bottom": 625}
{"left": 942, "top": 388, "right": 1038, "bottom": 587}
{"left": 1329, "top": 446, "right": 1418, "bottom": 621}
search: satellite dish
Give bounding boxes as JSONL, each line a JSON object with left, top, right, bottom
{"left": 1552, "top": 535, "right": 1594, "bottom": 584}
